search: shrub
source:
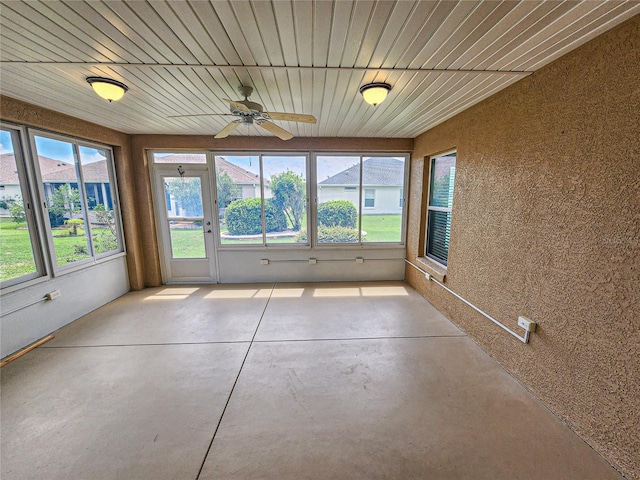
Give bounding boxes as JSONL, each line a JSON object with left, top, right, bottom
{"left": 295, "top": 226, "right": 359, "bottom": 243}
{"left": 318, "top": 225, "right": 359, "bottom": 243}
{"left": 317, "top": 200, "right": 356, "bottom": 228}
{"left": 224, "top": 198, "right": 287, "bottom": 235}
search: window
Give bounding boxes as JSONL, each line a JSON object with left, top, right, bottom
{"left": 0, "top": 125, "right": 44, "bottom": 287}
{"left": 426, "top": 152, "right": 456, "bottom": 266}
{"left": 31, "top": 132, "right": 122, "bottom": 269}
{"left": 364, "top": 189, "right": 375, "bottom": 208}
{"left": 316, "top": 155, "right": 407, "bottom": 244}
{"left": 215, "top": 154, "right": 308, "bottom": 246}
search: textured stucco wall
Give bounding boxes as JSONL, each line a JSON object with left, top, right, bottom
{"left": 406, "top": 16, "right": 639, "bottom": 480}
{"left": 0, "top": 97, "right": 145, "bottom": 290}
{"left": 129, "top": 134, "right": 413, "bottom": 287}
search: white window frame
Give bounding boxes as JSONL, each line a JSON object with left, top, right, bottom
{"left": 212, "top": 152, "right": 311, "bottom": 250}
{"left": 28, "top": 130, "right": 125, "bottom": 275}
{"left": 313, "top": 152, "right": 409, "bottom": 247}
{"left": 0, "top": 123, "right": 49, "bottom": 291}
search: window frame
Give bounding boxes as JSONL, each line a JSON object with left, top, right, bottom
{"left": 212, "top": 152, "right": 312, "bottom": 250}
{"left": 28, "top": 129, "right": 125, "bottom": 275}
{"left": 424, "top": 150, "right": 456, "bottom": 267}
{"left": 314, "top": 152, "right": 409, "bottom": 248}
{"left": 0, "top": 123, "right": 49, "bottom": 290}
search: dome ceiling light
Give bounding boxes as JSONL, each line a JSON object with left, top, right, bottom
{"left": 86, "top": 77, "right": 129, "bottom": 102}
{"left": 359, "top": 82, "right": 392, "bottom": 106}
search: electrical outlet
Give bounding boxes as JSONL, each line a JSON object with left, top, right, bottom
{"left": 260, "top": 259, "right": 269, "bottom": 265}
{"left": 355, "top": 257, "right": 364, "bottom": 264}
{"left": 518, "top": 316, "right": 537, "bottom": 332}
{"left": 308, "top": 258, "right": 317, "bottom": 264}
{"left": 424, "top": 272, "right": 431, "bottom": 281}
{"left": 45, "top": 290, "right": 61, "bottom": 300}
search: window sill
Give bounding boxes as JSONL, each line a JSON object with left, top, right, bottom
{"left": 415, "top": 256, "right": 447, "bottom": 282}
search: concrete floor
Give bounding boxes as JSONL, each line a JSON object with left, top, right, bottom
{"left": 1, "top": 282, "right": 622, "bottom": 480}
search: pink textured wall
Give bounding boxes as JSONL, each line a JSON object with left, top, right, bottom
{"left": 406, "top": 16, "right": 639, "bottom": 479}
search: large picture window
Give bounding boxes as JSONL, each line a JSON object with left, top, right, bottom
{"left": 215, "top": 154, "right": 308, "bottom": 246}
{"left": 0, "top": 125, "right": 44, "bottom": 287}
{"left": 316, "top": 155, "right": 407, "bottom": 244}
{"left": 426, "top": 152, "right": 456, "bottom": 266}
{"left": 31, "top": 132, "right": 122, "bottom": 269}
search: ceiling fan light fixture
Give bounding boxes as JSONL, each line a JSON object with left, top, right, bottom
{"left": 359, "top": 82, "right": 391, "bottom": 106}
{"left": 86, "top": 76, "right": 129, "bottom": 102}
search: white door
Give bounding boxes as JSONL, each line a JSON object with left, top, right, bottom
{"left": 154, "top": 168, "right": 216, "bottom": 283}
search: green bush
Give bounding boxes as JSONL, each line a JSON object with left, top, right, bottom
{"left": 295, "top": 226, "right": 359, "bottom": 243}
{"left": 225, "top": 198, "right": 287, "bottom": 235}
{"left": 317, "top": 200, "right": 357, "bottom": 228}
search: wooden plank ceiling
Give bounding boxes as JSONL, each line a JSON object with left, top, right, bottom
{"left": 1, "top": 0, "right": 638, "bottom": 139}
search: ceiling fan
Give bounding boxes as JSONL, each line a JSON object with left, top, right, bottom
{"left": 170, "top": 85, "right": 316, "bottom": 140}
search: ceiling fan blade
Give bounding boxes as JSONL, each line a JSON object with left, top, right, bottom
{"left": 214, "top": 121, "right": 242, "bottom": 139}
{"left": 259, "top": 121, "right": 294, "bottom": 141}
{"left": 168, "top": 113, "right": 233, "bottom": 118}
{"left": 266, "top": 112, "right": 317, "bottom": 124}
{"left": 222, "top": 98, "right": 251, "bottom": 113}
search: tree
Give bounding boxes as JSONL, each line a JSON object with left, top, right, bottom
{"left": 49, "top": 184, "right": 81, "bottom": 227}
{"left": 165, "top": 178, "right": 203, "bottom": 217}
{"left": 216, "top": 171, "right": 240, "bottom": 208}
{"left": 1, "top": 195, "right": 26, "bottom": 223}
{"left": 270, "top": 170, "right": 305, "bottom": 230}
{"left": 9, "top": 201, "right": 26, "bottom": 224}
{"left": 93, "top": 203, "right": 118, "bottom": 253}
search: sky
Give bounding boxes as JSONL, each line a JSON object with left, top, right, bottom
{"left": 0, "top": 129, "right": 105, "bottom": 164}
{"left": 224, "top": 155, "right": 369, "bottom": 181}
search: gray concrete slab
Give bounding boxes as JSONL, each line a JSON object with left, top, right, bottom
{"left": 255, "top": 281, "right": 463, "bottom": 341}
{"left": 45, "top": 284, "right": 274, "bottom": 347}
{"left": 1, "top": 343, "right": 248, "bottom": 480}
{"left": 200, "top": 337, "right": 622, "bottom": 480}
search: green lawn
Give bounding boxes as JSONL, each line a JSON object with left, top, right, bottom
{"left": 0, "top": 218, "right": 38, "bottom": 281}
{"left": 0, "top": 218, "right": 112, "bottom": 281}
{"left": 361, "top": 214, "right": 402, "bottom": 242}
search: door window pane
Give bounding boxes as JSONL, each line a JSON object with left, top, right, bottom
{"left": 215, "top": 155, "right": 263, "bottom": 245}
{"left": 317, "top": 156, "right": 361, "bottom": 244}
{"left": 163, "top": 177, "right": 205, "bottom": 258}
{"left": 263, "top": 156, "right": 307, "bottom": 244}
{"left": 0, "top": 128, "right": 40, "bottom": 283}
{"left": 34, "top": 136, "right": 91, "bottom": 265}
{"left": 79, "top": 146, "right": 119, "bottom": 255}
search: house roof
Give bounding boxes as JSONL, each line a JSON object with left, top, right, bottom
{"left": 319, "top": 157, "right": 405, "bottom": 186}
{"left": 0, "top": 154, "right": 110, "bottom": 184}
{"left": 158, "top": 154, "right": 264, "bottom": 185}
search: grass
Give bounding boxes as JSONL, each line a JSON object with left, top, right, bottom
{"left": 0, "top": 218, "right": 38, "bottom": 281}
{"left": 360, "top": 214, "right": 402, "bottom": 242}
{"left": 0, "top": 218, "right": 113, "bottom": 281}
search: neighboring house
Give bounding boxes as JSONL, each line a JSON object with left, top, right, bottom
{"left": 0, "top": 154, "right": 22, "bottom": 213}
{"left": 318, "top": 157, "right": 405, "bottom": 214}
{"left": 0, "top": 153, "right": 112, "bottom": 216}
